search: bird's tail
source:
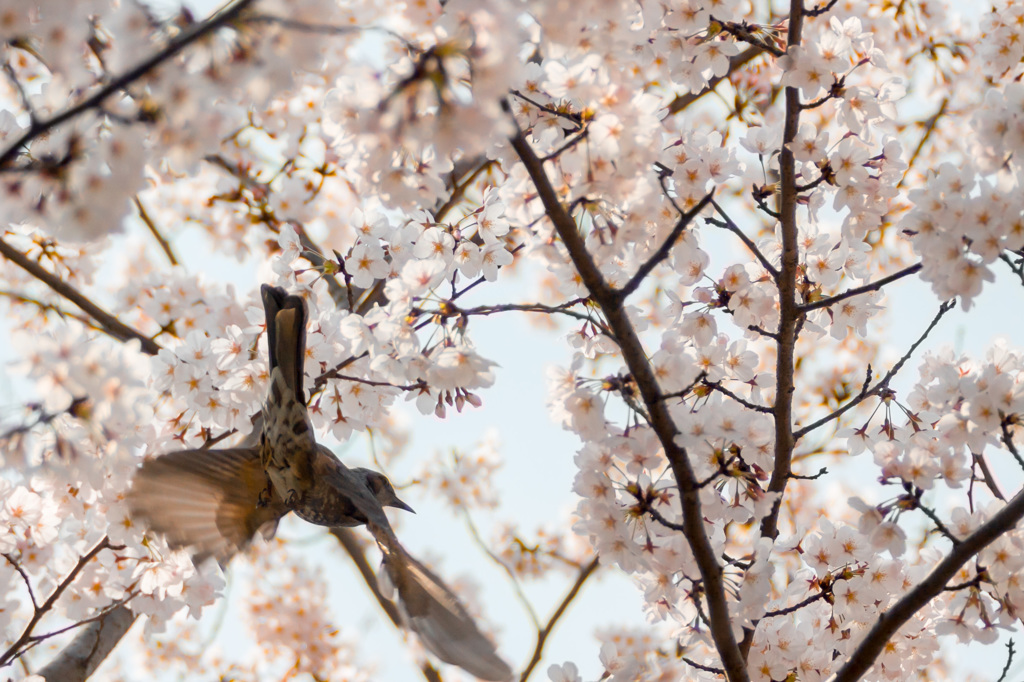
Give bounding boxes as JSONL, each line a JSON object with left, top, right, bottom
{"left": 128, "top": 447, "right": 285, "bottom": 566}
{"left": 260, "top": 284, "right": 308, "bottom": 406}
{"left": 375, "top": 530, "right": 513, "bottom": 681}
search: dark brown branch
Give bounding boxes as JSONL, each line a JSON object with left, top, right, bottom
{"left": 444, "top": 300, "right": 611, "bottom": 336}
{"left": 681, "top": 656, "right": 725, "bottom": 675}
{"left": 907, "top": 495, "right": 959, "bottom": 544}
{"left": 3, "top": 555, "right": 38, "bottom": 610}
{"left": 667, "top": 47, "right": 764, "bottom": 115}
{"left": 617, "top": 192, "right": 714, "bottom": 301}
{"left": 0, "top": 237, "right": 161, "bottom": 356}
{"left": 518, "top": 558, "right": 600, "bottom": 682}
{"left": 794, "top": 299, "right": 954, "bottom": 440}
{"left": 801, "top": 263, "right": 923, "bottom": 312}
{"left": 509, "top": 129, "right": 750, "bottom": 682}
{"left": 832, "top": 487, "right": 1024, "bottom": 682}
{"left": 0, "top": 0, "right": 258, "bottom": 169}
{"left": 757, "top": 0, "right": 807, "bottom": 544}
{"left": 703, "top": 380, "right": 773, "bottom": 414}
{"left": 762, "top": 590, "right": 825, "bottom": 618}
{"left": 707, "top": 199, "right": 779, "bottom": 278}
{"left": 805, "top": 0, "right": 841, "bottom": 17}
{"left": 742, "top": 0, "right": 807, "bottom": 661}
{"left": 996, "top": 639, "right": 1015, "bottom": 682}
{"left": 1002, "top": 420, "right": 1024, "bottom": 472}
{"left": 1, "top": 537, "right": 118, "bottom": 667}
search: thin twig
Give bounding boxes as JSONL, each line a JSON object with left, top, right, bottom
{"left": 133, "top": 197, "right": 179, "bottom": 266}
{"left": 1002, "top": 420, "right": 1024, "bottom": 472}
{"left": 518, "top": 558, "right": 600, "bottom": 682}
{"left": 794, "top": 300, "right": 954, "bottom": 440}
{"left": 460, "top": 510, "right": 541, "bottom": 630}
{"left": 0, "top": 0, "right": 258, "bottom": 169}
{"left": 898, "top": 98, "right": 948, "bottom": 189}
{"left": 908, "top": 496, "right": 959, "bottom": 545}
{"left": 330, "top": 528, "right": 443, "bottom": 682}
{"left": 707, "top": 199, "right": 779, "bottom": 278}
{"left": 0, "top": 537, "right": 118, "bottom": 667}
{"left": 3, "top": 554, "right": 38, "bottom": 610}
{"left": 761, "top": 590, "right": 826, "bottom": 618}
{"left": 996, "top": 639, "right": 1015, "bottom": 682}
{"left": 801, "top": 263, "right": 923, "bottom": 312}
{"left": 703, "top": 381, "right": 773, "bottom": 414}
{"left": 617, "top": 192, "right": 715, "bottom": 300}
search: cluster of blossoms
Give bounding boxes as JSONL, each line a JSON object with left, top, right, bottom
{"left": 2, "top": 0, "right": 1024, "bottom": 679}
{"left": 903, "top": 162, "right": 1024, "bottom": 307}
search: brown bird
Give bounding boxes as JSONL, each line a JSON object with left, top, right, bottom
{"left": 128, "top": 285, "right": 513, "bottom": 681}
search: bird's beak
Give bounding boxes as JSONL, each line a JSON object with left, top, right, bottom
{"left": 391, "top": 497, "right": 415, "bottom": 514}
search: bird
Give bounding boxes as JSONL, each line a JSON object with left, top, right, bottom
{"left": 128, "top": 285, "right": 513, "bottom": 682}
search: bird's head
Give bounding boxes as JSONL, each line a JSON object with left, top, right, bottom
{"left": 354, "top": 468, "right": 415, "bottom": 514}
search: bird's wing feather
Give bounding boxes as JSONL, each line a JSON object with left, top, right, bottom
{"left": 376, "top": 532, "right": 513, "bottom": 681}
{"left": 128, "top": 447, "right": 284, "bottom": 566}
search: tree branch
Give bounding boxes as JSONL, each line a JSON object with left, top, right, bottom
{"left": 330, "top": 528, "right": 444, "bottom": 682}
{"left": 133, "top": 197, "right": 179, "bottom": 267}
{"left": 617, "top": 192, "right": 714, "bottom": 301}
{"left": 667, "top": 47, "right": 765, "bottom": 115}
{"left": 0, "top": 237, "right": 161, "bottom": 356}
{"left": 1, "top": 537, "right": 119, "bottom": 667}
{"left": 801, "top": 263, "right": 923, "bottom": 313}
{"left": 36, "top": 605, "right": 135, "bottom": 682}
{"left": 707, "top": 199, "right": 779, "bottom": 278}
{"left": 832, "top": 487, "right": 1024, "bottom": 682}
{"left": 518, "top": 558, "right": 600, "bottom": 682}
{"left": 0, "top": 0, "right": 258, "bottom": 169}
{"left": 794, "top": 299, "right": 954, "bottom": 440}
{"left": 757, "top": 0, "right": 806, "bottom": 545}
{"left": 509, "top": 129, "right": 750, "bottom": 682}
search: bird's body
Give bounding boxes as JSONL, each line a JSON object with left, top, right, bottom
{"left": 128, "top": 285, "right": 512, "bottom": 681}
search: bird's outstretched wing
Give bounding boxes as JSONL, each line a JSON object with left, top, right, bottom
{"left": 127, "top": 447, "right": 287, "bottom": 566}
{"left": 373, "top": 527, "right": 514, "bottom": 681}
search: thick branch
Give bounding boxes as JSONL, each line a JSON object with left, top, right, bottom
{"left": 832, "top": 487, "right": 1024, "bottom": 682}
{"left": 758, "top": 0, "right": 807, "bottom": 543}
{"left": 36, "top": 605, "right": 135, "bottom": 682}
{"left": 0, "top": 237, "right": 161, "bottom": 356}
{"left": 509, "top": 130, "right": 749, "bottom": 682}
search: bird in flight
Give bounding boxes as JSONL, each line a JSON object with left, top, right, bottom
{"left": 129, "top": 285, "right": 512, "bottom": 681}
